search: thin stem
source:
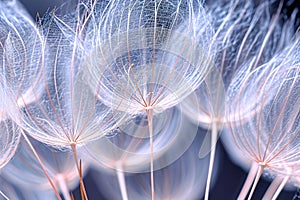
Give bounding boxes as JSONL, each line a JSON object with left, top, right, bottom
{"left": 247, "top": 164, "right": 264, "bottom": 200}
{"left": 71, "top": 193, "right": 75, "bottom": 200}
{"left": 262, "top": 175, "right": 283, "bottom": 200}
{"left": 79, "top": 161, "right": 85, "bottom": 200}
{"left": 271, "top": 176, "right": 289, "bottom": 200}
{"left": 146, "top": 109, "right": 155, "bottom": 200}
{"left": 21, "top": 132, "right": 62, "bottom": 200}
{"left": 70, "top": 143, "right": 88, "bottom": 200}
{"left": 116, "top": 167, "right": 129, "bottom": 200}
{"left": 56, "top": 174, "right": 71, "bottom": 200}
{"left": 204, "top": 119, "right": 218, "bottom": 200}
{"left": 238, "top": 162, "right": 259, "bottom": 200}
{"left": 0, "top": 191, "right": 9, "bottom": 200}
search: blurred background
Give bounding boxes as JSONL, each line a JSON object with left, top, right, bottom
{"left": 16, "top": 0, "right": 299, "bottom": 199}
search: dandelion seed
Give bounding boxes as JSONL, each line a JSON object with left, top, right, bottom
{"left": 178, "top": 0, "right": 293, "bottom": 198}
{"left": 83, "top": 1, "right": 214, "bottom": 199}
{"left": 84, "top": 0, "right": 214, "bottom": 114}
{"left": 16, "top": 2, "right": 129, "bottom": 199}
{"left": 19, "top": 0, "right": 128, "bottom": 149}
{"left": 227, "top": 37, "right": 300, "bottom": 199}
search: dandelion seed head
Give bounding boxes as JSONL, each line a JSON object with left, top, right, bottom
{"left": 17, "top": 2, "right": 129, "bottom": 148}
{"left": 83, "top": 0, "right": 215, "bottom": 115}
{"left": 227, "top": 38, "right": 300, "bottom": 177}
